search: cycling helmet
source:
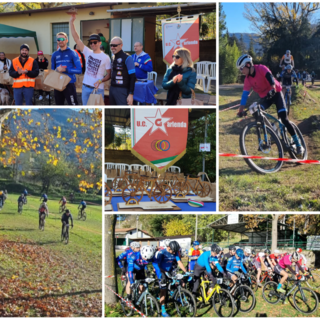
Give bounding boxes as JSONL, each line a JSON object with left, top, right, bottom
{"left": 252, "top": 249, "right": 256, "bottom": 255}
{"left": 236, "top": 54, "right": 253, "bottom": 69}
{"left": 292, "top": 252, "right": 300, "bottom": 260}
{"left": 244, "top": 248, "right": 251, "bottom": 254}
{"left": 229, "top": 245, "right": 236, "bottom": 251}
{"left": 140, "top": 246, "right": 155, "bottom": 260}
{"left": 236, "top": 248, "right": 244, "bottom": 259}
{"left": 259, "top": 252, "right": 265, "bottom": 257}
{"left": 130, "top": 242, "right": 141, "bottom": 248}
{"left": 180, "top": 248, "right": 186, "bottom": 258}
{"left": 211, "top": 246, "right": 221, "bottom": 254}
{"left": 296, "top": 248, "right": 302, "bottom": 253}
{"left": 164, "top": 239, "right": 171, "bottom": 247}
{"left": 265, "top": 249, "right": 271, "bottom": 255}
{"left": 65, "top": 209, "right": 70, "bottom": 213}
{"left": 286, "top": 50, "right": 291, "bottom": 54}
{"left": 211, "top": 243, "right": 219, "bottom": 251}
{"left": 193, "top": 241, "right": 200, "bottom": 246}
{"left": 286, "top": 65, "right": 293, "bottom": 70}
{"left": 169, "top": 241, "right": 180, "bottom": 253}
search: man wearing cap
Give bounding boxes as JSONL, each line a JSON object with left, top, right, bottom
{"left": 36, "top": 51, "right": 50, "bottom": 101}
{"left": 132, "top": 42, "right": 153, "bottom": 80}
{"left": 51, "top": 31, "right": 81, "bottom": 105}
{"left": 9, "top": 44, "right": 39, "bottom": 105}
{"left": 109, "top": 37, "right": 136, "bottom": 105}
{"left": 70, "top": 15, "right": 111, "bottom": 105}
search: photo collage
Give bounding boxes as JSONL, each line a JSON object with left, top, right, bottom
{"left": 0, "top": 1, "right": 319, "bottom": 318}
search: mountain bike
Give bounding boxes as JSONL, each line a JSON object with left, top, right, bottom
{"left": 59, "top": 204, "right": 66, "bottom": 214}
{"left": 194, "top": 274, "right": 235, "bottom": 317}
{"left": 61, "top": 223, "right": 70, "bottom": 244}
{"left": 283, "top": 86, "right": 292, "bottom": 115}
{"left": 305, "top": 268, "right": 320, "bottom": 290}
{"left": 240, "top": 103, "right": 307, "bottom": 174}
{"left": 78, "top": 208, "right": 87, "bottom": 221}
{"left": 23, "top": 197, "right": 28, "bottom": 205}
{"left": 18, "top": 201, "right": 23, "bottom": 214}
{"left": 262, "top": 275, "right": 319, "bottom": 314}
{"left": 120, "top": 278, "right": 160, "bottom": 317}
{"left": 39, "top": 213, "right": 45, "bottom": 231}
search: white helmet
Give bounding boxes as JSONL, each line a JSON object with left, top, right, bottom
{"left": 286, "top": 50, "right": 291, "bottom": 54}
{"left": 259, "top": 252, "right": 265, "bottom": 257}
{"left": 236, "top": 54, "right": 253, "bottom": 69}
{"left": 244, "top": 248, "right": 251, "bottom": 254}
{"left": 141, "top": 246, "right": 155, "bottom": 260}
{"left": 164, "top": 239, "right": 171, "bottom": 247}
{"left": 130, "top": 242, "right": 141, "bottom": 248}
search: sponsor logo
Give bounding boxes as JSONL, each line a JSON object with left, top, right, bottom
{"left": 117, "top": 58, "right": 122, "bottom": 63}
{"left": 116, "top": 76, "right": 123, "bottom": 80}
{"left": 167, "top": 121, "right": 187, "bottom": 128}
{"left": 117, "top": 71, "right": 122, "bottom": 75}
{"left": 184, "top": 40, "right": 198, "bottom": 45}
{"left": 138, "top": 59, "right": 141, "bottom": 62}
{"left": 145, "top": 109, "right": 172, "bottom": 135}
{"left": 56, "top": 55, "right": 61, "bottom": 58}
{"left": 151, "top": 140, "right": 170, "bottom": 152}
{"left": 116, "top": 80, "right": 123, "bottom": 84}
{"left": 137, "top": 121, "right": 147, "bottom": 127}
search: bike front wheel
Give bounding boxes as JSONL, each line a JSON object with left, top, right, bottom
{"left": 212, "top": 288, "right": 235, "bottom": 317}
{"left": 140, "top": 293, "right": 160, "bottom": 317}
{"left": 173, "top": 288, "right": 197, "bottom": 317}
{"left": 240, "top": 122, "right": 284, "bottom": 174}
{"left": 306, "top": 270, "right": 320, "bottom": 290}
{"left": 293, "top": 286, "right": 319, "bottom": 314}
{"left": 233, "top": 284, "right": 255, "bottom": 313}
{"left": 262, "top": 281, "right": 281, "bottom": 304}
{"left": 120, "top": 287, "right": 134, "bottom": 317}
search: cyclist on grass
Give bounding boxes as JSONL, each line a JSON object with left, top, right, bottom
{"left": 23, "top": 188, "right": 28, "bottom": 202}
{"left": 188, "top": 241, "right": 203, "bottom": 273}
{"left": 253, "top": 252, "right": 268, "bottom": 287}
{"left": 280, "top": 65, "right": 298, "bottom": 104}
{"left": 222, "top": 245, "right": 236, "bottom": 268}
{"left": 226, "top": 248, "right": 249, "bottom": 286}
{"left": 61, "top": 209, "right": 73, "bottom": 234}
{"left": 154, "top": 240, "right": 189, "bottom": 317}
{"left": 78, "top": 199, "right": 86, "bottom": 217}
{"left": 192, "top": 244, "right": 225, "bottom": 299}
{"left": 17, "top": 193, "right": 25, "bottom": 211}
{"left": 59, "top": 196, "right": 67, "bottom": 210}
{"left": 0, "top": 190, "right": 6, "bottom": 208}
{"left": 279, "top": 50, "right": 294, "bottom": 68}
{"left": 39, "top": 199, "right": 49, "bottom": 225}
{"left": 40, "top": 193, "right": 48, "bottom": 202}
{"left": 236, "top": 54, "right": 304, "bottom": 155}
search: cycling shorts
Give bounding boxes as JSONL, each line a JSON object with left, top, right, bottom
{"left": 226, "top": 271, "right": 236, "bottom": 280}
{"left": 274, "top": 264, "right": 284, "bottom": 275}
{"left": 125, "top": 269, "right": 145, "bottom": 283}
{"left": 254, "top": 261, "right": 261, "bottom": 270}
{"left": 159, "top": 271, "right": 169, "bottom": 289}
{"left": 283, "top": 85, "right": 292, "bottom": 90}
{"left": 260, "top": 91, "right": 287, "bottom": 114}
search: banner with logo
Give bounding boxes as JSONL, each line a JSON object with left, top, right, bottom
{"left": 162, "top": 15, "right": 200, "bottom": 65}
{"left": 131, "top": 108, "right": 189, "bottom": 173}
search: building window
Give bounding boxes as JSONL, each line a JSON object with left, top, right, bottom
{"left": 130, "top": 231, "right": 132, "bottom": 235}
{"left": 110, "top": 18, "right": 144, "bottom": 52}
{"left": 52, "top": 22, "right": 69, "bottom": 53}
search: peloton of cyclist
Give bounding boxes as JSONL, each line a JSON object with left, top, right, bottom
{"left": 59, "top": 196, "right": 67, "bottom": 210}
{"left": 61, "top": 209, "right": 73, "bottom": 234}
{"left": 78, "top": 199, "right": 86, "bottom": 217}
{"left": 188, "top": 241, "right": 203, "bottom": 273}
{"left": 280, "top": 50, "right": 294, "bottom": 68}
{"left": 226, "top": 248, "right": 249, "bottom": 285}
{"left": 236, "top": 54, "right": 304, "bottom": 155}
{"left": 39, "top": 199, "right": 49, "bottom": 224}
{"left": 280, "top": 65, "right": 298, "bottom": 104}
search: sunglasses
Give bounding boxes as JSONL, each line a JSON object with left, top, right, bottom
{"left": 57, "top": 38, "right": 66, "bottom": 42}
{"left": 110, "top": 44, "right": 121, "bottom": 47}
{"left": 89, "top": 41, "right": 98, "bottom": 45}
{"left": 172, "top": 55, "right": 181, "bottom": 59}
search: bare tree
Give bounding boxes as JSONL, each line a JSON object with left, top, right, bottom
{"left": 105, "top": 214, "right": 118, "bottom": 305}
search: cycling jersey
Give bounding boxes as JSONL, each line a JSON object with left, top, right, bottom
{"left": 282, "top": 54, "right": 294, "bottom": 65}
{"left": 39, "top": 202, "right": 48, "bottom": 213}
{"left": 154, "top": 248, "right": 180, "bottom": 273}
{"left": 280, "top": 70, "right": 298, "bottom": 86}
{"left": 226, "top": 256, "right": 247, "bottom": 274}
{"left": 221, "top": 252, "right": 233, "bottom": 268}
{"left": 41, "top": 194, "right": 48, "bottom": 200}
{"left": 278, "top": 254, "right": 292, "bottom": 269}
{"left": 18, "top": 196, "right": 24, "bottom": 203}
{"left": 116, "top": 248, "right": 133, "bottom": 269}
{"left": 23, "top": 190, "right": 28, "bottom": 196}
{"left": 188, "top": 247, "right": 203, "bottom": 272}
{"left": 197, "top": 251, "right": 224, "bottom": 274}
{"left": 80, "top": 201, "right": 86, "bottom": 207}
{"left": 61, "top": 213, "right": 73, "bottom": 224}
{"left": 127, "top": 251, "right": 149, "bottom": 284}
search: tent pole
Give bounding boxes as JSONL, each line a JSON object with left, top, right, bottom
{"left": 202, "top": 114, "right": 208, "bottom": 181}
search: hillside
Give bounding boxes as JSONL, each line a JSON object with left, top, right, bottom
{"left": 230, "top": 33, "right": 262, "bottom": 53}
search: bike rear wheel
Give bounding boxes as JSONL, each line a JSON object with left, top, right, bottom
{"left": 140, "top": 293, "right": 160, "bottom": 317}
{"left": 240, "top": 122, "right": 284, "bottom": 174}
{"left": 212, "top": 288, "right": 235, "bottom": 317}
{"left": 120, "top": 287, "right": 134, "bottom": 317}
{"left": 306, "top": 269, "right": 320, "bottom": 290}
{"left": 40, "top": 216, "right": 45, "bottom": 231}
{"left": 173, "top": 288, "right": 197, "bottom": 317}
{"left": 233, "top": 284, "right": 255, "bottom": 313}
{"left": 285, "top": 122, "right": 308, "bottom": 162}
{"left": 293, "top": 286, "right": 319, "bottom": 314}
{"left": 262, "top": 281, "right": 281, "bottom": 304}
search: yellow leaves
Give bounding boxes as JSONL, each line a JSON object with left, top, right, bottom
{"left": 62, "top": 137, "right": 66, "bottom": 141}
{"left": 2, "top": 151, "right": 6, "bottom": 155}
{"left": 90, "top": 163, "right": 94, "bottom": 171}
{"left": 74, "top": 145, "right": 81, "bottom": 153}
{"left": 34, "top": 137, "right": 38, "bottom": 142}
{"left": 21, "top": 171, "right": 25, "bottom": 176}
{"left": 57, "top": 150, "right": 61, "bottom": 154}
{"left": 46, "top": 113, "right": 50, "bottom": 117}
{"left": 77, "top": 174, "right": 81, "bottom": 178}
{"left": 55, "top": 144, "right": 59, "bottom": 148}
{"left": 28, "top": 119, "right": 34, "bottom": 125}
{"left": 57, "top": 126, "right": 61, "bottom": 139}
{"left": 53, "top": 159, "right": 58, "bottom": 166}
{"left": 11, "top": 275, "right": 18, "bottom": 280}
{"left": 35, "top": 122, "right": 41, "bottom": 126}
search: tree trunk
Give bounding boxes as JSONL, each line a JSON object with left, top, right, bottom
{"left": 0, "top": 109, "right": 12, "bottom": 138}
{"left": 105, "top": 214, "right": 118, "bottom": 305}
{"left": 271, "top": 214, "right": 279, "bottom": 251}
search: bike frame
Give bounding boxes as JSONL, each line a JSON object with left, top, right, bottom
{"left": 199, "top": 276, "right": 221, "bottom": 303}
{"left": 278, "top": 280, "right": 307, "bottom": 303}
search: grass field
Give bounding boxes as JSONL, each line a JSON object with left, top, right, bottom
{"left": 219, "top": 82, "right": 320, "bottom": 211}
{"left": 0, "top": 192, "right": 102, "bottom": 317}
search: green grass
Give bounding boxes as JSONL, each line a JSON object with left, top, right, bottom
{"left": 0, "top": 193, "right": 102, "bottom": 317}
{"left": 219, "top": 83, "right": 320, "bottom": 211}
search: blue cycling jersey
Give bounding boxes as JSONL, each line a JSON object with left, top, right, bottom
{"left": 153, "top": 249, "right": 180, "bottom": 278}
{"left": 116, "top": 248, "right": 133, "bottom": 269}
{"left": 24, "top": 190, "right": 28, "bottom": 195}
{"left": 197, "top": 251, "right": 224, "bottom": 273}
{"left": 81, "top": 201, "right": 86, "bottom": 206}
{"left": 226, "top": 256, "right": 247, "bottom": 274}
{"left": 42, "top": 194, "right": 48, "bottom": 200}
{"left": 127, "top": 251, "right": 148, "bottom": 284}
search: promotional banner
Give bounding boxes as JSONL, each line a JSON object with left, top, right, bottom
{"left": 131, "top": 108, "right": 189, "bottom": 173}
{"left": 162, "top": 15, "right": 200, "bottom": 65}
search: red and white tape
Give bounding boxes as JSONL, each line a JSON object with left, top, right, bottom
{"left": 219, "top": 153, "right": 320, "bottom": 164}
{"left": 105, "top": 275, "right": 115, "bottom": 278}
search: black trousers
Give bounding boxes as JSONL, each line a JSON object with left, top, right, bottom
{"left": 54, "top": 83, "right": 78, "bottom": 105}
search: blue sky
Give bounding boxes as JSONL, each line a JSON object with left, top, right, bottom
{"left": 221, "top": 3, "right": 252, "bottom": 33}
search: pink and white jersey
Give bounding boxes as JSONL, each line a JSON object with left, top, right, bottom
{"left": 278, "top": 254, "right": 292, "bottom": 269}
{"left": 243, "top": 65, "right": 282, "bottom": 98}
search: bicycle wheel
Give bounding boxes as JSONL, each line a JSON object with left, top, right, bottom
{"left": 262, "top": 281, "right": 281, "bottom": 304}
{"left": 212, "top": 288, "right": 235, "bottom": 317}
{"left": 78, "top": 211, "right": 82, "bottom": 220}
{"left": 285, "top": 122, "right": 308, "bottom": 162}
{"left": 65, "top": 228, "right": 69, "bottom": 244}
{"left": 122, "top": 184, "right": 143, "bottom": 205}
{"left": 153, "top": 183, "right": 172, "bottom": 203}
{"left": 195, "top": 182, "right": 211, "bottom": 197}
{"left": 140, "top": 293, "right": 160, "bottom": 317}
{"left": 240, "top": 122, "right": 284, "bottom": 174}
{"left": 233, "top": 284, "right": 255, "bottom": 313}
{"left": 293, "top": 286, "right": 319, "bottom": 315}
{"left": 173, "top": 288, "right": 197, "bottom": 317}
{"left": 306, "top": 270, "right": 320, "bottom": 290}
{"left": 249, "top": 275, "right": 258, "bottom": 292}
{"left": 61, "top": 228, "right": 65, "bottom": 242}
{"left": 113, "top": 177, "right": 128, "bottom": 192}
{"left": 120, "top": 287, "right": 134, "bottom": 317}
{"left": 82, "top": 211, "right": 87, "bottom": 221}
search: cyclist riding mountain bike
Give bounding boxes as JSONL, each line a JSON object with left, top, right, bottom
{"left": 192, "top": 244, "right": 225, "bottom": 299}
{"left": 78, "top": 199, "right": 86, "bottom": 216}
{"left": 253, "top": 252, "right": 268, "bottom": 287}
{"left": 188, "top": 241, "right": 203, "bottom": 273}
{"left": 279, "top": 50, "right": 294, "bottom": 68}
{"left": 17, "top": 194, "right": 25, "bottom": 210}
{"left": 236, "top": 54, "right": 304, "bottom": 155}
{"left": 226, "top": 248, "right": 248, "bottom": 285}
{"left": 59, "top": 196, "right": 67, "bottom": 209}
{"left": 222, "top": 245, "right": 236, "bottom": 268}
{"left": 40, "top": 193, "right": 48, "bottom": 202}
{"left": 0, "top": 190, "right": 6, "bottom": 208}
{"left": 296, "top": 248, "right": 308, "bottom": 273}
{"left": 153, "top": 240, "right": 189, "bottom": 317}
{"left": 39, "top": 199, "right": 49, "bottom": 225}
{"left": 61, "top": 209, "right": 73, "bottom": 234}
{"left": 280, "top": 65, "right": 298, "bottom": 104}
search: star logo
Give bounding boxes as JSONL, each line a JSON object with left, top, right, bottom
{"left": 145, "top": 109, "right": 172, "bottom": 136}
{"left": 170, "top": 33, "right": 188, "bottom": 50}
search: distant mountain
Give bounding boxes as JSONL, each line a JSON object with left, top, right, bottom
{"left": 230, "top": 33, "right": 262, "bottom": 54}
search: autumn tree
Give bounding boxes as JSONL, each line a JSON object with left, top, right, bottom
{"left": 0, "top": 2, "right": 82, "bottom": 12}
{"left": 163, "top": 219, "right": 193, "bottom": 236}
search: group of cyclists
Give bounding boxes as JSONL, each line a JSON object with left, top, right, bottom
{"left": 115, "top": 239, "right": 311, "bottom": 317}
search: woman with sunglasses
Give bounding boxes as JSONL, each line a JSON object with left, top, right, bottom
{"left": 162, "top": 48, "right": 196, "bottom": 105}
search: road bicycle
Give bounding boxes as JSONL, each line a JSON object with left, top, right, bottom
{"left": 78, "top": 208, "right": 87, "bottom": 221}
{"left": 120, "top": 278, "right": 160, "bottom": 317}
{"left": 18, "top": 201, "right": 23, "bottom": 214}
{"left": 194, "top": 274, "right": 235, "bottom": 317}
{"left": 39, "top": 212, "right": 45, "bottom": 231}
{"left": 262, "top": 275, "right": 319, "bottom": 314}
{"left": 61, "top": 223, "right": 70, "bottom": 244}
{"left": 240, "top": 103, "right": 307, "bottom": 174}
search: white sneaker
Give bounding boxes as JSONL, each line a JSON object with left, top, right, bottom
{"left": 46, "top": 95, "right": 50, "bottom": 99}
{"left": 39, "top": 95, "right": 43, "bottom": 101}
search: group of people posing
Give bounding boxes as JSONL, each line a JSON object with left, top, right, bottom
{"left": 115, "top": 240, "right": 309, "bottom": 317}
